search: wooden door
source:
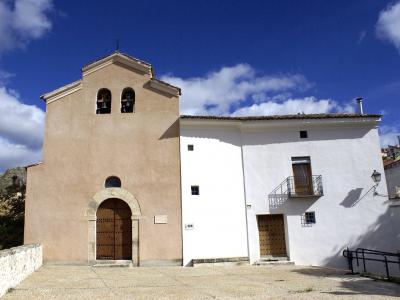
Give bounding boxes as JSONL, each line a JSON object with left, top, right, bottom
{"left": 292, "top": 162, "right": 313, "bottom": 195}
{"left": 258, "top": 214, "right": 286, "bottom": 256}
{"left": 96, "top": 198, "right": 132, "bottom": 260}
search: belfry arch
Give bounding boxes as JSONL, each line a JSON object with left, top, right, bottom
{"left": 86, "top": 188, "right": 141, "bottom": 265}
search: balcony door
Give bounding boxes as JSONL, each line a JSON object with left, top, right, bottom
{"left": 292, "top": 157, "right": 313, "bottom": 196}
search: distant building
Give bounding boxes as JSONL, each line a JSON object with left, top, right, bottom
{"left": 382, "top": 145, "right": 400, "bottom": 160}
{"left": 384, "top": 160, "right": 400, "bottom": 199}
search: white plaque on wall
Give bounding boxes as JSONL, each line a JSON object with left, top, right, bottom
{"left": 154, "top": 215, "right": 168, "bottom": 224}
{"left": 184, "top": 223, "right": 194, "bottom": 230}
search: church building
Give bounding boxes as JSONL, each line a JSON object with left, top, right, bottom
{"left": 25, "top": 52, "right": 183, "bottom": 266}
{"left": 25, "top": 52, "right": 399, "bottom": 269}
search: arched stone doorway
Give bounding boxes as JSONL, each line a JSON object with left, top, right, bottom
{"left": 96, "top": 198, "right": 132, "bottom": 260}
{"left": 86, "top": 188, "right": 141, "bottom": 265}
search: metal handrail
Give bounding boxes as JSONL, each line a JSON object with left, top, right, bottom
{"left": 343, "top": 247, "right": 400, "bottom": 281}
{"left": 269, "top": 177, "right": 290, "bottom": 195}
{"left": 287, "top": 175, "right": 323, "bottom": 197}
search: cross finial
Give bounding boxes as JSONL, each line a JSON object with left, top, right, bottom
{"left": 115, "top": 38, "right": 120, "bottom": 52}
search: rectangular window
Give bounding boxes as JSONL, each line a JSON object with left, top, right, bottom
{"left": 191, "top": 185, "right": 200, "bottom": 195}
{"left": 291, "top": 157, "right": 313, "bottom": 196}
{"left": 300, "top": 130, "right": 308, "bottom": 138}
{"left": 188, "top": 144, "right": 194, "bottom": 151}
{"left": 304, "top": 212, "right": 316, "bottom": 224}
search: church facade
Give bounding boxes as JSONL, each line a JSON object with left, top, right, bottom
{"left": 25, "top": 52, "right": 399, "bottom": 269}
{"left": 25, "top": 52, "right": 183, "bottom": 266}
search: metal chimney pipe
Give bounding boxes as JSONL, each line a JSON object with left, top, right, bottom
{"left": 355, "top": 97, "right": 364, "bottom": 115}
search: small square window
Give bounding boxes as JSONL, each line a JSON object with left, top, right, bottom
{"left": 191, "top": 185, "right": 200, "bottom": 195}
{"left": 304, "top": 212, "right": 316, "bottom": 224}
{"left": 188, "top": 144, "right": 194, "bottom": 151}
{"left": 300, "top": 131, "right": 308, "bottom": 138}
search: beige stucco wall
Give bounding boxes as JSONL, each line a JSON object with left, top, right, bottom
{"left": 24, "top": 62, "right": 182, "bottom": 264}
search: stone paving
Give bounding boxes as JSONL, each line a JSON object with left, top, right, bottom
{"left": 3, "top": 264, "right": 400, "bottom": 299}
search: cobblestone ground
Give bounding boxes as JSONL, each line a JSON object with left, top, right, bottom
{"left": 3, "top": 264, "right": 400, "bottom": 299}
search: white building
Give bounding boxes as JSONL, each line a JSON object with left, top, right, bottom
{"left": 180, "top": 114, "right": 399, "bottom": 270}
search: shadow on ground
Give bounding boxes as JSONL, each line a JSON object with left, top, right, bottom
{"left": 292, "top": 267, "right": 400, "bottom": 297}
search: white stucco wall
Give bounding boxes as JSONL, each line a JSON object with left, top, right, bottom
{"left": 0, "top": 244, "right": 42, "bottom": 297}
{"left": 181, "top": 117, "right": 399, "bottom": 274}
{"left": 241, "top": 122, "right": 398, "bottom": 271}
{"left": 180, "top": 126, "right": 249, "bottom": 266}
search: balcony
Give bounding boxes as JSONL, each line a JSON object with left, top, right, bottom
{"left": 287, "top": 175, "right": 323, "bottom": 198}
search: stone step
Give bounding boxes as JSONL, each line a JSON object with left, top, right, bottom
{"left": 259, "top": 256, "right": 289, "bottom": 262}
{"left": 93, "top": 260, "right": 133, "bottom": 267}
{"left": 192, "top": 257, "right": 249, "bottom": 267}
{"left": 254, "top": 260, "right": 295, "bottom": 266}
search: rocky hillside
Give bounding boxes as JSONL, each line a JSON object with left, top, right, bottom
{"left": 0, "top": 167, "right": 26, "bottom": 250}
{"left": 0, "top": 167, "right": 26, "bottom": 193}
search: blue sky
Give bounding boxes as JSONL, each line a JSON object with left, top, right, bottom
{"left": 0, "top": 0, "right": 400, "bottom": 171}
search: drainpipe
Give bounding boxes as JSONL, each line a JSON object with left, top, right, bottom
{"left": 239, "top": 128, "right": 251, "bottom": 263}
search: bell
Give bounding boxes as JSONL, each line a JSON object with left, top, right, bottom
{"left": 101, "top": 101, "right": 108, "bottom": 109}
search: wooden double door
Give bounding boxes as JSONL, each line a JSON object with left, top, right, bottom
{"left": 96, "top": 198, "right": 132, "bottom": 260}
{"left": 258, "top": 214, "right": 287, "bottom": 256}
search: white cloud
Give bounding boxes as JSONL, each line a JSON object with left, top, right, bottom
{"left": 232, "top": 97, "right": 355, "bottom": 116}
{"left": 0, "top": 137, "right": 41, "bottom": 173}
{"left": 380, "top": 125, "right": 400, "bottom": 147}
{"left": 161, "top": 63, "right": 355, "bottom": 116}
{"left": 0, "top": 87, "right": 44, "bottom": 171}
{"left": 357, "top": 30, "right": 367, "bottom": 44}
{"left": 0, "top": 0, "right": 53, "bottom": 53}
{"left": 0, "top": 70, "right": 14, "bottom": 84}
{"left": 0, "top": 0, "right": 53, "bottom": 171}
{"left": 376, "top": 1, "right": 400, "bottom": 51}
{"left": 161, "top": 64, "right": 311, "bottom": 115}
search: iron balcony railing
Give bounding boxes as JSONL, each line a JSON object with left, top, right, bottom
{"left": 287, "top": 175, "right": 323, "bottom": 198}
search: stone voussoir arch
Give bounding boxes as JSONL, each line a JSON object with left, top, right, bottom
{"left": 86, "top": 187, "right": 141, "bottom": 264}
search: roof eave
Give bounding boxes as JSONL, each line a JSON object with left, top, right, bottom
{"left": 41, "top": 80, "right": 82, "bottom": 103}
{"left": 180, "top": 114, "right": 382, "bottom": 121}
{"left": 81, "top": 52, "right": 153, "bottom": 77}
{"left": 149, "top": 78, "right": 181, "bottom": 96}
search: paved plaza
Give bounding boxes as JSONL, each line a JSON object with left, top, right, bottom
{"left": 3, "top": 264, "right": 400, "bottom": 299}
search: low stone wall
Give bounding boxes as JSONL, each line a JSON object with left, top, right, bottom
{"left": 0, "top": 244, "right": 42, "bottom": 297}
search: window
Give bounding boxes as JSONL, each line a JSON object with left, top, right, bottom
{"left": 105, "top": 176, "right": 121, "bottom": 188}
{"left": 191, "top": 185, "right": 200, "bottom": 195}
{"left": 121, "top": 88, "right": 135, "bottom": 113}
{"left": 300, "top": 130, "right": 308, "bottom": 138}
{"left": 304, "top": 212, "right": 316, "bottom": 224}
{"left": 291, "top": 157, "right": 313, "bottom": 196}
{"left": 188, "top": 144, "right": 194, "bottom": 151}
{"left": 96, "top": 89, "right": 111, "bottom": 114}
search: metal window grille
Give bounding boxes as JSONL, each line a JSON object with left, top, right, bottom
{"left": 304, "top": 212, "right": 316, "bottom": 224}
